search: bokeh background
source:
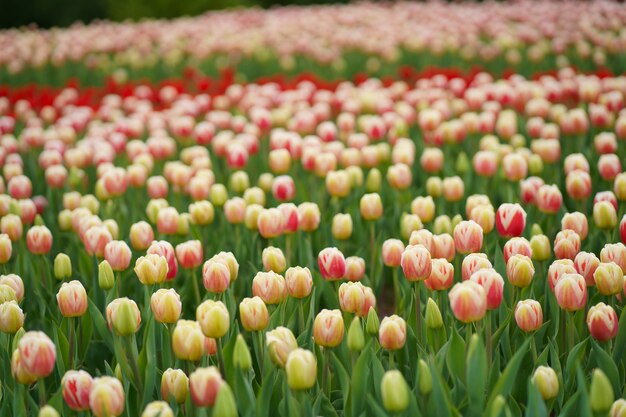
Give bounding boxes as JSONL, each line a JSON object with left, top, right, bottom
{"left": 0, "top": 0, "right": 349, "bottom": 29}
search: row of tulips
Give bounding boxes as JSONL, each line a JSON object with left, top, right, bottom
{"left": 1, "top": 66, "right": 626, "bottom": 416}
{"left": 2, "top": 1, "right": 626, "bottom": 86}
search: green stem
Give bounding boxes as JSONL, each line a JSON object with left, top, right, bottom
{"left": 191, "top": 267, "right": 201, "bottom": 307}
{"left": 370, "top": 222, "right": 376, "bottom": 287}
{"left": 123, "top": 336, "right": 144, "bottom": 393}
{"left": 38, "top": 379, "right": 46, "bottom": 406}
{"left": 298, "top": 301, "right": 305, "bottom": 335}
{"left": 68, "top": 317, "right": 76, "bottom": 369}
{"left": 255, "top": 330, "right": 265, "bottom": 382}
{"left": 216, "top": 337, "right": 226, "bottom": 377}
{"left": 323, "top": 348, "right": 332, "bottom": 398}
{"left": 415, "top": 282, "right": 422, "bottom": 346}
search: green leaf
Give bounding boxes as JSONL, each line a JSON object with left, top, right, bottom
{"left": 142, "top": 320, "right": 157, "bottom": 407}
{"left": 427, "top": 360, "right": 456, "bottom": 417}
{"left": 612, "top": 305, "right": 626, "bottom": 365}
{"left": 524, "top": 380, "right": 547, "bottom": 417}
{"left": 486, "top": 338, "right": 530, "bottom": 411}
{"left": 591, "top": 341, "right": 620, "bottom": 396}
{"left": 88, "top": 298, "right": 113, "bottom": 348}
{"left": 445, "top": 326, "right": 465, "bottom": 384}
{"left": 466, "top": 335, "right": 487, "bottom": 417}
{"left": 564, "top": 339, "right": 587, "bottom": 390}
{"left": 366, "top": 393, "right": 389, "bottom": 417}
{"left": 331, "top": 352, "right": 350, "bottom": 409}
{"left": 346, "top": 341, "right": 372, "bottom": 417}
{"left": 256, "top": 370, "right": 276, "bottom": 417}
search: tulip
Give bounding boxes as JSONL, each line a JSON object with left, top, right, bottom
{"left": 141, "top": 402, "right": 174, "bottom": 417}
{"left": 0, "top": 301, "right": 24, "bottom": 333}
{"left": 62, "top": 370, "right": 93, "bottom": 411}
{"left": 134, "top": 254, "right": 169, "bottom": 285}
{"left": 382, "top": 239, "right": 404, "bottom": 267}
{"left": 381, "top": 370, "right": 410, "bottom": 413}
{"left": 553, "top": 230, "right": 581, "bottom": 260}
{"left": 175, "top": 240, "right": 203, "bottom": 269}
{"left": 129, "top": 221, "right": 154, "bottom": 251}
{"left": 424, "top": 259, "right": 454, "bottom": 291}
{"left": 532, "top": 366, "right": 559, "bottom": 400}
{"left": 0, "top": 274, "right": 23, "bottom": 302}
{"left": 593, "top": 262, "right": 624, "bottom": 296}
{"left": 506, "top": 255, "right": 535, "bottom": 288}
{"left": 297, "top": 202, "right": 320, "bottom": 232}
{"left": 150, "top": 289, "right": 182, "bottom": 324}
{"left": 252, "top": 271, "right": 287, "bottom": 304}
{"left": 1, "top": 214, "right": 22, "bottom": 241}
{"left": 593, "top": 201, "right": 618, "bottom": 230}
{"left": 461, "top": 253, "right": 492, "bottom": 281}
{"left": 89, "top": 377, "right": 125, "bottom": 417}
{"left": 611, "top": 400, "right": 626, "bottom": 417}
{"left": 448, "top": 281, "right": 487, "bottom": 323}
{"left": 495, "top": 203, "right": 526, "bottom": 238}
{"left": 411, "top": 196, "right": 435, "bottom": 224}
{"left": 536, "top": 184, "right": 563, "bottom": 214}
{"left": 469, "top": 269, "right": 504, "bottom": 310}
{"left": 98, "top": 260, "right": 114, "bottom": 290}
{"left": 587, "top": 303, "right": 618, "bottom": 342}
{"left": 172, "top": 320, "right": 205, "bottom": 362}
{"left": 574, "top": 251, "right": 600, "bottom": 286}
{"left": 285, "top": 266, "right": 313, "bottom": 298}
{"left": 104, "top": 240, "right": 132, "bottom": 271}
{"left": 360, "top": 193, "right": 383, "bottom": 220}
{"left": 262, "top": 246, "right": 286, "bottom": 273}
{"left": 278, "top": 203, "right": 299, "bottom": 234}
{"left": 318, "top": 247, "right": 346, "bottom": 280}
{"left": 400, "top": 244, "right": 432, "bottom": 281}
{"left": 554, "top": 273, "right": 587, "bottom": 311}
{"left": 189, "top": 366, "right": 223, "bottom": 407}
{"left": 0, "top": 233, "right": 12, "bottom": 263}
{"left": 197, "top": 300, "right": 229, "bottom": 339}
{"left": 266, "top": 326, "right": 298, "bottom": 368}
{"left": 54, "top": 253, "right": 72, "bottom": 280}
{"left": 590, "top": 369, "right": 614, "bottom": 413}
{"left": 56, "top": 280, "right": 88, "bottom": 317}
{"left": 106, "top": 298, "right": 141, "bottom": 336}
{"left": 161, "top": 369, "right": 189, "bottom": 404}
{"left": 453, "top": 220, "right": 483, "bottom": 254}
{"left": 332, "top": 213, "right": 353, "bottom": 240}
{"left": 39, "top": 406, "right": 60, "bottom": 417}
{"left": 272, "top": 175, "right": 296, "bottom": 201}
{"left": 16, "top": 331, "right": 56, "bottom": 379}
{"left": 147, "top": 241, "right": 178, "bottom": 280}
{"left": 344, "top": 256, "right": 366, "bottom": 282}
{"left": 286, "top": 349, "right": 317, "bottom": 390}
{"left": 189, "top": 201, "right": 215, "bottom": 225}
{"left": 347, "top": 317, "right": 365, "bottom": 352}
{"left": 210, "top": 252, "right": 239, "bottom": 281}
{"left": 442, "top": 176, "right": 464, "bottom": 202}
{"left": 257, "top": 208, "right": 284, "bottom": 238}
{"left": 26, "top": 225, "right": 53, "bottom": 254}
{"left": 239, "top": 296, "right": 270, "bottom": 331}
{"left": 515, "top": 300, "right": 543, "bottom": 333}
{"left": 313, "top": 309, "right": 344, "bottom": 347}
{"left": 379, "top": 315, "right": 406, "bottom": 350}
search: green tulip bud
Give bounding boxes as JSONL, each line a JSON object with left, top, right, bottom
{"left": 532, "top": 366, "right": 559, "bottom": 400}
{"left": 433, "top": 215, "right": 452, "bottom": 235}
{"left": 210, "top": 184, "right": 228, "bottom": 207}
{"left": 229, "top": 171, "right": 250, "bottom": 194}
{"left": 530, "top": 223, "right": 543, "bottom": 237}
{"left": 98, "top": 260, "right": 115, "bottom": 290}
{"left": 213, "top": 383, "right": 237, "bottom": 417}
{"left": 381, "top": 370, "right": 410, "bottom": 413}
{"left": 366, "top": 168, "right": 382, "bottom": 192}
{"left": 115, "top": 364, "right": 123, "bottom": 381}
{"left": 425, "top": 298, "right": 443, "bottom": 329}
{"left": 490, "top": 395, "right": 507, "bottom": 417}
{"left": 455, "top": 151, "right": 470, "bottom": 174}
{"left": 38, "top": 405, "right": 60, "bottom": 417}
{"left": 451, "top": 214, "right": 463, "bottom": 230}
{"left": 233, "top": 334, "right": 252, "bottom": 371}
{"left": 34, "top": 215, "right": 45, "bottom": 226}
{"left": 366, "top": 306, "right": 380, "bottom": 335}
{"left": 528, "top": 154, "right": 543, "bottom": 175}
{"left": 530, "top": 234, "right": 551, "bottom": 262}
{"left": 9, "top": 200, "right": 21, "bottom": 216}
{"left": 347, "top": 317, "right": 365, "bottom": 352}
{"left": 590, "top": 369, "right": 614, "bottom": 413}
{"left": 418, "top": 359, "right": 432, "bottom": 396}
{"left": 54, "top": 253, "right": 72, "bottom": 280}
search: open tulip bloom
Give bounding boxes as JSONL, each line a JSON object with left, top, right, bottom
{"left": 3, "top": 1, "right": 626, "bottom": 416}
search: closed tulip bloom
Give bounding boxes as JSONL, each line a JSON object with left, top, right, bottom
{"left": 593, "top": 262, "right": 624, "bottom": 296}
{"left": 8, "top": 175, "right": 32, "bottom": 199}
{"left": 469, "top": 268, "right": 504, "bottom": 310}
{"left": 554, "top": 273, "right": 587, "bottom": 311}
{"left": 382, "top": 239, "right": 404, "bottom": 267}
{"left": 257, "top": 208, "right": 284, "bottom": 238}
{"left": 272, "top": 175, "right": 296, "bottom": 202}
{"left": 156, "top": 207, "right": 180, "bottom": 235}
{"left": 62, "top": 370, "right": 93, "bottom": 411}
{"left": 297, "top": 202, "right": 320, "bottom": 232}
{"left": 53, "top": 253, "right": 72, "bottom": 280}
{"left": 189, "top": 201, "right": 215, "bottom": 226}
{"left": 462, "top": 253, "right": 492, "bottom": 281}
{"left": 26, "top": 225, "right": 53, "bottom": 254}
{"left": 104, "top": 240, "right": 131, "bottom": 271}
{"left": 502, "top": 152, "right": 528, "bottom": 181}
{"left": 106, "top": 298, "right": 141, "bottom": 336}
{"left": 469, "top": 204, "right": 495, "bottom": 235}
{"left": 147, "top": 240, "right": 178, "bottom": 281}
{"left": 387, "top": 163, "right": 412, "bottom": 190}
{"left": 285, "top": 266, "right": 313, "bottom": 298}
{"left": 172, "top": 320, "right": 205, "bottom": 361}
{"left": 381, "top": 370, "right": 410, "bottom": 413}
{"left": 16, "top": 331, "right": 56, "bottom": 379}
{"left": 326, "top": 170, "right": 351, "bottom": 197}
{"left": 189, "top": 366, "right": 223, "bottom": 407}
{"left": 11, "top": 348, "right": 37, "bottom": 384}
{"left": 453, "top": 220, "right": 483, "bottom": 254}
{"left": 266, "top": 326, "right": 298, "bottom": 368}
{"left": 134, "top": 254, "right": 169, "bottom": 285}
{"left": 532, "top": 366, "right": 559, "bottom": 400}
{"left": 495, "top": 203, "right": 526, "bottom": 238}
{"left": 610, "top": 399, "right": 626, "bottom": 417}
{"left": 239, "top": 296, "right": 269, "bottom": 331}
{"left": 196, "top": 300, "right": 229, "bottom": 338}
{"left": 278, "top": 203, "right": 299, "bottom": 234}
{"left": 344, "top": 256, "right": 365, "bottom": 282}
{"left": 150, "top": 289, "right": 182, "bottom": 324}
{"left": 0, "top": 300, "right": 24, "bottom": 333}
{"left": 378, "top": 315, "right": 406, "bottom": 350}
{"left": 141, "top": 402, "right": 174, "bottom": 417}
{"left": 554, "top": 230, "right": 581, "bottom": 260}
{"left": 313, "top": 309, "right": 344, "bottom": 347}
{"left": 547, "top": 259, "right": 576, "bottom": 291}
{"left": 442, "top": 176, "right": 464, "bottom": 202}
{"left": 425, "top": 259, "right": 454, "bottom": 291}
{"left": 1, "top": 214, "right": 22, "bottom": 241}
{"left": 536, "top": 184, "right": 563, "bottom": 214}
{"left": 621, "top": 215, "right": 626, "bottom": 244}
{"left": 561, "top": 212, "right": 588, "bottom": 241}
{"left": 318, "top": 247, "right": 346, "bottom": 281}
{"left": 0, "top": 233, "right": 12, "bottom": 263}
{"left": 338, "top": 282, "right": 367, "bottom": 314}
{"left": 286, "top": 349, "right": 317, "bottom": 390}
{"left": 574, "top": 252, "right": 601, "bottom": 286}
{"left": 262, "top": 246, "right": 286, "bottom": 273}
{"left": 473, "top": 150, "right": 498, "bottom": 176}
{"left": 360, "top": 193, "right": 383, "bottom": 221}
{"left": 515, "top": 300, "right": 543, "bottom": 332}
{"left": 600, "top": 243, "right": 626, "bottom": 274}
{"left": 503, "top": 237, "right": 532, "bottom": 264}
{"left": 411, "top": 196, "right": 435, "bottom": 223}
{"left": 506, "top": 255, "right": 535, "bottom": 288}
{"left": 223, "top": 198, "right": 246, "bottom": 224}
{"left": 89, "top": 377, "right": 125, "bottom": 417}
{"left": 129, "top": 221, "right": 154, "bottom": 251}
{"left": 565, "top": 170, "right": 592, "bottom": 200}
{"left": 401, "top": 244, "right": 432, "bottom": 281}
{"left": 530, "top": 234, "right": 551, "bottom": 261}
{"left": 448, "top": 281, "right": 487, "bottom": 323}
{"left": 0, "top": 283, "right": 16, "bottom": 304}
{"left": 175, "top": 240, "right": 203, "bottom": 270}
{"left": 332, "top": 213, "right": 353, "bottom": 240}
{"left": 400, "top": 213, "right": 423, "bottom": 240}
{"left": 587, "top": 303, "right": 618, "bottom": 342}
{"left": 252, "top": 271, "right": 287, "bottom": 304}
{"left": 56, "top": 280, "right": 88, "bottom": 317}
{"left": 409, "top": 229, "right": 434, "bottom": 253}
{"left": 161, "top": 368, "right": 189, "bottom": 404}
{"left": 593, "top": 201, "right": 618, "bottom": 230}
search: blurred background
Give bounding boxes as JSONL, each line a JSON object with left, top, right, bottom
{"left": 0, "top": 0, "right": 350, "bottom": 29}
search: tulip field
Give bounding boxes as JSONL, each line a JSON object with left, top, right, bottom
{"left": 3, "top": 2, "right": 626, "bottom": 417}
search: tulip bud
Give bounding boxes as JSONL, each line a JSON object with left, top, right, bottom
{"left": 347, "top": 317, "right": 365, "bottom": 352}
{"left": 318, "top": 247, "right": 346, "bottom": 281}
{"left": 313, "top": 309, "right": 344, "bottom": 347}
{"left": 401, "top": 244, "right": 432, "bottom": 281}
{"left": 515, "top": 299, "right": 543, "bottom": 333}
{"left": 210, "top": 184, "right": 228, "bottom": 207}
{"left": 57, "top": 280, "right": 88, "bottom": 317}
{"left": 425, "top": 297, "right": 443, "bottom": 329}
{"left": 141, "top": 402, "right": 174, "bottom": 417}
{"left": 360, "top": 193, "right": 383, "bottom": 221}
{"left": 381, "top": 370, "right": 410, "bottom": 413}
{"left": 239, "top": 296, "right": 269, "bottom": 331}
{"left": 150, "top": 289, "right": 182, "bottom": 324}
{"left": 379, "top": 315, "right": 406, "bottom": 350}
{"left": 161, "top": 368, "right": 189, "bottom": 404}
{"left": 106, "top": 298, "right": 141, "bottom": 336}
{"left": 0, "top": 233, "right": 12, "bottom": 264}
{"left": 590, "top": 369, "right": 614, "bottom": 413}
{"left": 530, "top": 234, "right": 551, "bottom": 261}
{"left": 98, "top": 260, "right": 114, "bottom": 290}
{"left": 53, "top": 253, "right": 72, "bottom": 280}
{"left": 189, "top": 366, "right": 223, "bottom": 407}
{"left": 587, "top": 303, "right": 618, "bottom": 342}
{"left": 0, "top": 301, "right": 24, "bottom": 333}
{"left": 285, "top": 349, "right": 317, "bottom": 390}
{"left": 365, "top": 168, "right": 382, "bottom": 192}
{"left": 61, "top": 370, "right": 93, "bottom": 411}
{"left": 532, "top": 366, "right": 559, "bottom": 400}
{"left": 449, "top": 281, "right": 487, "bottom": 323}
{"left": 297, "top": 202, "right": 321, "bottom": 232}
{"left": 610, "top": 399, "right": 626, "bottom": 417}
{"left": 594, "top": 201, "right": 618, "bottom": 230}
{"left": 593, "top": 262, "right": 624, "bottom": 296}
{"left": 506, "top": 255, "right": 535, "bottom": 288}
{"left": 39, "top": 406, "right": 60, "bottom": 417}
{"left": 233, "top": 334, "right": 252, "bottom": 370}
{"left": 134, "top": 254, "right": 169, "bottom": 285}
{"left": 453, "top": 220, "right": 483, "bottom": 254}
{"left": 266, "top": 326, "right": 297, "bottom": 367}
{"left": 285, "top": 266, "right": 313, "bottom": 298}
{"left": 332, "top": 213, "right": 353, "bottom": 240}
{"left": 418, "top": 359, "right": 432, "bottom": 395}
{"left": 213, "top": 383, "right": 237, "bottom": 417}
{"left": 366, "top": 306, "right": 380, "bottom": 335}
{"left": 262, "top": 246, "right": 286, "bottom": 273}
